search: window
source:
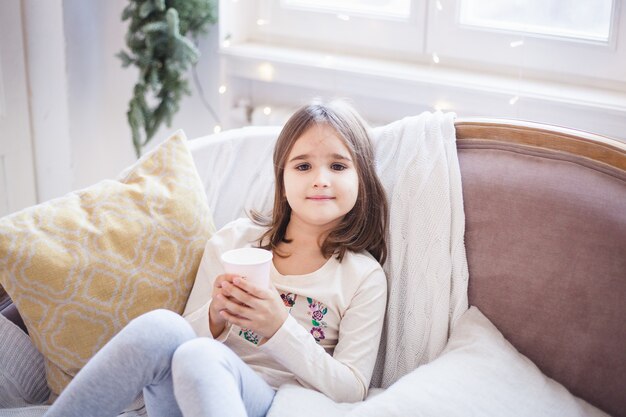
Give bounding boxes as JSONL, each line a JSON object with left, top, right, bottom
{"left": 459, "top": 0, "right": 614, "bottom": 43}
{"left": 282, "top": 0, "right": 412, "bottom": 20}
{"left": 236, "top": 0, "right": 625, "bottom": 84}
{"left": 428, "top": 0, "right": 625, "bottom": 83}
{"left": 218, "top": 0, "right": 626, "bottom": 141}
{"left": 249, "top": 0, "right": 426, "bottom": 58}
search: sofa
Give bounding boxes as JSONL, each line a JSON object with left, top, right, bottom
{"left": 1, "top": 117, "right": 624, "bottom": 417}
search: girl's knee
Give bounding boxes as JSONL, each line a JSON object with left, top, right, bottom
{"left": 123, "top": 309, "right": 195, "bottom": 353}
{"left": 173, "top": 338, "right": 225, "bottom": 363}
{"left": 172, "top": 338, "right": 232, "bottom": 376}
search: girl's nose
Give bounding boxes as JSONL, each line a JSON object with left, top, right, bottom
{"left": 313, "top": 169, "right": 330, "bottom": 188}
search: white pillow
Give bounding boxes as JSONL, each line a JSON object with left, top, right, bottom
{"left": 188, "top": 126, "right": 280, "bottom": 229}
{"left": 346, "top": 306, "right": 608, "bottom": 417}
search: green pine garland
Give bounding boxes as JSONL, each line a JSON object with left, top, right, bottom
{"left": 118, "top": 0, "right": 217, "bottom": 157}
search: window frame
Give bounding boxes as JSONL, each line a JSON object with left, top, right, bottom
{"left": 248, "top": 0, "right": 427, "bottom": 59}
{"left": 427, "top": 0, "right": 626, "bottom": 83}
{"left": 242, "top": 0, "right": 626, "bottom": 85}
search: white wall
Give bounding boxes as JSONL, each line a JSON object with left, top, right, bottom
{"left": 23, "top": 0, "right": 72, "bottom": 203}
{"left": 25, "top": 0, "right": 221, "bottom": 201}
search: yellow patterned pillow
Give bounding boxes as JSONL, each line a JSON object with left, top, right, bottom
{"left": 0, "top": 131, "right": 214, "bottom": 397}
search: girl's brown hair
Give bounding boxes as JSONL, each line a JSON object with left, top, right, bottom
{"left": 251, "top": 100, "right": 388, "bottom": 265}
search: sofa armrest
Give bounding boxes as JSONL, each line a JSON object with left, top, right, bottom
{"left": 0, "top": 313, "right": 49, "bottom": 406}
{"left": 1, "top": 302, "right": 27, "bottom": 334}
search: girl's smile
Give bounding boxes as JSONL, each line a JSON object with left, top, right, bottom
{"left": 306, "top": 195, "right": 335, "bottom": 201}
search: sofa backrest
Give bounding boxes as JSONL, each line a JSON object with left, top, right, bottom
{"left": 187, "top": 126, "right": 280, "bottom": 230}
{"left": 456, "top": 119, "right": 626, "bottom": 417}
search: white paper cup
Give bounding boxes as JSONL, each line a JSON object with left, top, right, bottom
{"left": 221, "top": 248, "right": 273, "bottom": 288}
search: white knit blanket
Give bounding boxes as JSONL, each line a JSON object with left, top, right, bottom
{"left": 369, "top": 111, "right": 469, "bottom": 388}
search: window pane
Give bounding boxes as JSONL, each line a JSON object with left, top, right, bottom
{"left": 459, "top": 0, "right": 614, "bottom": 42}
{"left": 281, "top": 0, "right": 411, "bottom": 19}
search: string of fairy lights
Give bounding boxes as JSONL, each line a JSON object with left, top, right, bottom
{"left": 212, "top": 0, "right": 526, "bottom": 133}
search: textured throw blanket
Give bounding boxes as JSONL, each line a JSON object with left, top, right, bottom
{"left": 268, "top": 111, "right": 469, "bottom": 415}
{"left": 370, "top": 111, "right": 469, "bottom": 388}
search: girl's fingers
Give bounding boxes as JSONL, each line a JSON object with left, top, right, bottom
{"left": 223, "top": 281, "right": 258, "bottom": 305}
{"left": 222, "top": 294, "right": 252, "bottom": 317}
{"left": 213, "top": 274, "right": 238, "bottom": 289}
{"left": 232, "top": 277, "right": 267, "bottom": 298}
{"left": 220, "top": 310, "right": 250, "bottom": 328}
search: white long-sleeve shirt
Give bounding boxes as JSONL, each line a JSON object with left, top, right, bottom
{"left": 182, "top": 218, "right": 387, "bottom": 403}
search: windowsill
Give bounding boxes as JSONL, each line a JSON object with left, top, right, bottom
{"left": 219, "top": 42, "right": 626, "bottom": 141}
{"left": 221, "top": 42, "right": 626, "bottom": 113}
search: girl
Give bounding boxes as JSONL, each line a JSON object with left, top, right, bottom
{"left": 44, "top": 100, "right": 389, "bottom": 417}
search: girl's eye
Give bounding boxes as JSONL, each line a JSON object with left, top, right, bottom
{"left": 331, "top": 163, "right": 347, "bottom": 171}
{"left": 295, "top": 163, "right": 310, "bottom": 171}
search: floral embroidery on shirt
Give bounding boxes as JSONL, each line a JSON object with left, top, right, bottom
{"left": 310, "top": 326, "right": 325, "bottom": 341}
{"left": 280, "top": 292, "right": 298, "bottom": 308}
{"left": 307, "top": 297, "right": 328, "bottom": 342}
{"left": 239, "top": 328, "right": 260, "bottom": 345}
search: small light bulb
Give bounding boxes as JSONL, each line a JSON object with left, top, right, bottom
{"left": 258, "top": 63, "right": 275, "bottom": 81}
{"left": 322, "top": 55, "right": 335, "bottom": 66}
{"left": 436, "top": 0, "right": 443, "bottom": 11}
{"left": 263, "top": 106, "right": 272, "bottom": 116}
{"left": 509, "top": 95, "right": 519, "bottom": 105}
{"left": 222, "top": 39, "right": 231, "bottom": 48}
{"left": 214, "top": 125, "right": 222, "bottom": 134}
{"left": 337, "top": 14, "right": 350, "bottom": 21}
{"left": 510, "top": 40, "right": 524, "bottom": 48}
{"left": 434, "top": 100, "right": 452, "bottom": 112}
{"left": 218, "top": 85, "right": 227, "bottom": 94}
{"left": 257, "top": 19, "right": 269, "bottom": 26}
{"left": 432, "top": 53, "right": 440, "bottom": 64}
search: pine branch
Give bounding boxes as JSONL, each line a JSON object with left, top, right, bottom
{"left": 119, "top": 0, "right": 217, "bottom": 158}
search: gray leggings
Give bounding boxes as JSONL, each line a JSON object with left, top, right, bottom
{"left": 43, "top": 309, "right": 276, "bottom": 417}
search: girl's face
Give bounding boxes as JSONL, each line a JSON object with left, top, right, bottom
{"left": 283, "top": 123, "right": 359, "bottom": 232}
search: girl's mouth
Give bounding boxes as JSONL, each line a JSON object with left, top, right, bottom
{"left": 307, "top": 196, "right": 335, "bottom": 200}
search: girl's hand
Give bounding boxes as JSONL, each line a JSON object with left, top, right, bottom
{"left": 218, "top": 277, "right": 288, "bottom": 339}
{"left": 208, "top": 274, "right": 239, "bottom": 336}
